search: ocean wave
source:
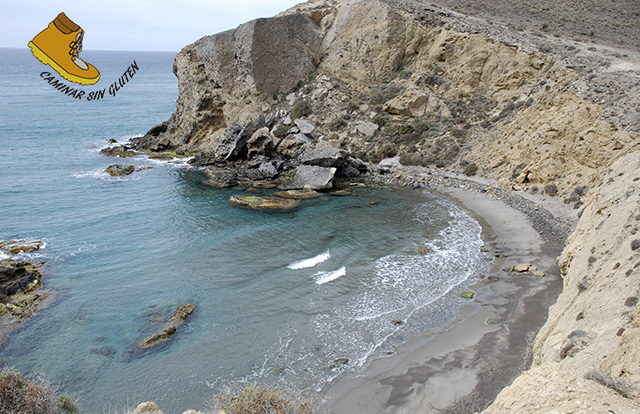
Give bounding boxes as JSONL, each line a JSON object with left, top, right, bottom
{"left": 287, "top": 249, "right": 330, "bottom": 270}
{"left": 314, "top": 266, "right": 346, "bottom": 285}
{"left": 72, "top": 166, "right": 150, "bottom": 181}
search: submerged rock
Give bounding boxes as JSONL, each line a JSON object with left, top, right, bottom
{"left": 105, "top": 164, "right": 135, "bottom": 176}
{"left": 139, "top": 304, "right": 194, "bottom": 349}
{"left": 229, "top": 195, "right": 300, "bottom": 210}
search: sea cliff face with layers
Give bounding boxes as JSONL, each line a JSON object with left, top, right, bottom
{"left": 113, "top": 0, "right": 640, "bottom": 412}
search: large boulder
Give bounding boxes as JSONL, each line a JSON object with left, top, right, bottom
{"left": 216, "top": 122, "right": 252, "bottom": 161}
{"left": 294, "top": 119, "right": 315, "bottom": 135}
{"left": 283, "top": 165, "right": 337, "bottom": 190}
{"left": 354, "top": 120, "right": 379, "bottom": 137}
{"left": 246, "top": 127, "right": 275, "bottom": 159}
{"left": 300, "top": 142, "right": 347, "bottom": 168}
{"left": 203, "top": 167, "right": 240, "bottom": 188}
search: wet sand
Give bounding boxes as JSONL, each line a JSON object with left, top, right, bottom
{"left": 323, "top": 185, "right": 565, "bottom": 413}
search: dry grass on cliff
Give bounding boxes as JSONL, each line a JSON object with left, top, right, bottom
{"left": 211, "top": 384, "right": 314, "bottom": 414}
{"left": 0, "top": 366, "right": 78, "bottom": 414}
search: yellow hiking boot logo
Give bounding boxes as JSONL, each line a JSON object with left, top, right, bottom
{"left": 28, "top": 12, "right": 100, "bottom": 85}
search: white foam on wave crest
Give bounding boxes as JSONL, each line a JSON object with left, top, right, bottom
{"left": 145, "top": 155, "right": 194, "bottom": 168}
{"left": 308, "top": 197, "right": 487, "bottom": 381}
{"left": 248, "top": 195, "right": 489, "bottom": 393}
{"left": 72, "top": 169, "right": 141, "bottom": 181}
{"left": 87, "top": 135, "right": 141, "bottom": 153}
{"left": 314, "top": 266, "right": 346, "bottom": 285}
{"left": 287, "top": 249, "right": 330, "bottom": 270}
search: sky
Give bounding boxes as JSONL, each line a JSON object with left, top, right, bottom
{"left": 2, "top": 0, "right": 304, "bottom": 52}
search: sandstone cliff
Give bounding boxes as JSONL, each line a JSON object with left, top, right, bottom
{"left": 484, "top": 150, "right": 640, "bottom": 414}
{"left": 129, "top": 0, "right": 640, "bottom": 411}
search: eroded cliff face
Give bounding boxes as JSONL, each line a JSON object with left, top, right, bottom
{"left": 138, "top": 11, "right": 326, "bottom": 152}
{"left": 130, "top": 0, "right": 640, "bottom": 410}
{"left": 485, "top": 151, "right": 640, "bottom": 413}
{"left": 135, "top": 0, "right": 638, "bottom": 201}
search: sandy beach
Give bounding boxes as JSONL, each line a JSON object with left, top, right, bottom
{"left": 323, "top": 180, "right": 569, "bottom": 413}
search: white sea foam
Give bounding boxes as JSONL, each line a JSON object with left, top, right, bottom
{"left": 287, "top": 249, "right": 330, "bottom": 270}
{"left": 314, "top": 266, "right": 346, "bottom": 285}
{"left": 73, "top": 169, "right": 109, "bottom": 179}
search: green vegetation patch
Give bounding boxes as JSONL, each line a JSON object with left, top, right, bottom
{"left": 291, "top": 99, "right": 312, "bottom": 120}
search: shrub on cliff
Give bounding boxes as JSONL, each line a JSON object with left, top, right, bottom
{"left": 0, "top": 366, "right": 78, "bottom": 414}
{"left": 464, "top": 163, "right": 478, "bottom": 176}
{"left": 290, "top": 100, "right": 312, "bottom": 120}
{"left": 211, "top": 384, "right": 312, "bottom": 414}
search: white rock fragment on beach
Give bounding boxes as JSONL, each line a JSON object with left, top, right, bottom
{"left": 512, "top": 263, "right": 533, "bottom": 272}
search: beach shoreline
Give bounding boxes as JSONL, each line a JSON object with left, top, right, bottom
{"left": 323, "top": 173, "right": 569, "bottom": 413}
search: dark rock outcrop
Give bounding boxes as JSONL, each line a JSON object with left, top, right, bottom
{"left": 0, "top": 260, "right": 41, "bottom": 297}
{"left": 101, "top": 146, "right": 137, "bottom": 158}
{"left": 105, "top": 165, "right": 135, "bottom": 176}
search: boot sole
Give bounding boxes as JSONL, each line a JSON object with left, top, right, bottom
{"left": 28, "top": 41, "right": 100, "bottom": 86}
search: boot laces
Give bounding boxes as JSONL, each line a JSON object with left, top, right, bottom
{"left": 68, "top": 31, "right": 89, "bottom": 70}
{"left": 68, "top": 32, "right": 84, "bottom": 57}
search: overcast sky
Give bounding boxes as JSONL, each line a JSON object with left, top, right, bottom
{"left": 3, "top": 0, "right": 303, "bottom": 52}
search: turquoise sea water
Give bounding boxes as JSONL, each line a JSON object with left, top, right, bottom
{"left": 0, "top": 48, "right": 488, "bottom": 412}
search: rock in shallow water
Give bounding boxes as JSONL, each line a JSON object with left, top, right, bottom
{"left": 139, "top": 304, "right": 194, "bottom": 349}
{"left": 229, "top": 195, "right": 300, "bottom": 210}
{"left": 273, "top": 189, "right": 322, "bottom": 199}
{"left": 105, "top": 164, "right": 135, "bottom": 177}
{"left": 0, "top": 240, "right": 43, "bottom": 255}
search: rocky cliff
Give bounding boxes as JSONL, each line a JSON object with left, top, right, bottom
{"left": 128, "top": 0, "right": 640, "bottom": 411}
